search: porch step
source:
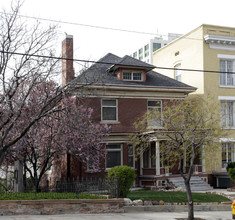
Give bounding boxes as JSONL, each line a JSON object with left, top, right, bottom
{"left": 168, "top": 176, "right": 213, "bottom": 191}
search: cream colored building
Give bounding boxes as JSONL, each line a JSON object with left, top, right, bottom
{"left": 153, "top": 24, "right": 235, "bottom": 187}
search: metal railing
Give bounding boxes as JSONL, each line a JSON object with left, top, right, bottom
{"left": 0, "top": 177, "right": 118, "bottom": 200}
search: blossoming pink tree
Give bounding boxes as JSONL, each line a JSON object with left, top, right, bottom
{"left": 7, "top": 81, "right": 109, "bottom": 191}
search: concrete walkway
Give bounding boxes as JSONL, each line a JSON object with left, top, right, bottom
{"left": 0, "top": 212, "right": 232, "bottom": 220}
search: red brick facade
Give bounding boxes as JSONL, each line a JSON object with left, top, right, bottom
{"left": 57, "top": 35, "right": 196, "bottom": 187}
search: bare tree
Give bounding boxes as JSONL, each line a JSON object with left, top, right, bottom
{"left": 0, "top": 0, "right": 65, "bottom": 166}
{"left": 5, "top": 80, "right": 108, "bottom": 192}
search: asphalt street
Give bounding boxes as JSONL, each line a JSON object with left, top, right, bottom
{"left": 0, "top": 212, "right": 232, "bottom": 220}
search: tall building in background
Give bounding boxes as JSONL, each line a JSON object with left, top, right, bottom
{"left": 131, "top": 33, "right": 182, "bottom": 64}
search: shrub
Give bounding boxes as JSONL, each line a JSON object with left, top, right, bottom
{"left": 107, "top": 165, "right": 136, "bottom": 198}
{"left": 227, "top": 162, "right": 235, "bottom": 183}
{"left": 227, "top": 162, "right": 235, "bottom": 171}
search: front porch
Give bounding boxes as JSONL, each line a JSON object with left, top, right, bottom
{"left": 139, "top": 165, "right": 206, "bottom": 189}
{"left": 137, "top": 141, "right": 208, "bottom": 190}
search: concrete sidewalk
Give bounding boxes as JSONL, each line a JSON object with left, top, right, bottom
{"left": 0, "top": 212, "right": 232, "bottom": 220}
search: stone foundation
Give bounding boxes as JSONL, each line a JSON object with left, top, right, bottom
{"left": 0, "top": 199, "right": 124, "bottom": 216}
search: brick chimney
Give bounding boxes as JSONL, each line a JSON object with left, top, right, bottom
{"left": 62, "top": 35, "right": 74, "bottom": 86}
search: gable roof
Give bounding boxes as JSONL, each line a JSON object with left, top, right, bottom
{"left": 73, "top": 53, "right": 196, "bottom": 92}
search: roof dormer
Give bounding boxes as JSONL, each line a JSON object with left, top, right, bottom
{"left": 107, "top": 55, "right": 154, "bottom": 82}
{"left": 116, "top": 68, "right": 146, "bottom": 82}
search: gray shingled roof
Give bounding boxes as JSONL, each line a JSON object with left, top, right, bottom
{"left": 107, "top": 55, "right": 155, "bottom": 71}
{"left": 73, "top": 53, "right": 196, "bottom": 90}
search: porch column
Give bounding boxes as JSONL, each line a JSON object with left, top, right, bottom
{"left": 155, "top": 141, "right": 160, "bottom": 175}
{"left": 232, "top": 144, "right": 235, "bottom": 163}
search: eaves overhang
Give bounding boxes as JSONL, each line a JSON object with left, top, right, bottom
{"left": 204, "top": 34, "right": 235, "bottom": 44}
{"left": 74, "top": 83, "right": 196, "bottom": 94}
{"left": 204, "top": 34, "right": 235, "bottom": 51}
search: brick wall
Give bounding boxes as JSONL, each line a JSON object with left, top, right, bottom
{"left": 0, "top": 199, "right": 124, "bottom": 216}
{"left": 83, "top": 97, "right": 147, "bottom": 133}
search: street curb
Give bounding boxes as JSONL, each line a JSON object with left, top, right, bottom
{"left": 124, "top": 204, "right": 231, "bottom": 212}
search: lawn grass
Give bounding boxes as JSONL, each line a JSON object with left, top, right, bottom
{"left": 127, "top": 190, "right": 231, "bottom": 203}
{"left": 0, "top": 192, "right": 107, "bottom": 200}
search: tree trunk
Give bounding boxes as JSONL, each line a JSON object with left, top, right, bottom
{"left": 185, "top": 180, "right": 194, "bottom": 220}
{"left": 0, "top": 151, "right": 5, "bottom": 168}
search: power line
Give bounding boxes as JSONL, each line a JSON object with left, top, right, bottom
{"left": 0, "top": 12, "right": 161, "bottom": 36}
{"left": 0, "top": 12, "right": 202, "bottom": 41}
{"left": 1, "top": 50, "right": 234, "bottom": 74}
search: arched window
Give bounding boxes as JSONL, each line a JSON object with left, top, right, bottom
{"left": 174, "top": 64, "right": 181, "bottom": 82}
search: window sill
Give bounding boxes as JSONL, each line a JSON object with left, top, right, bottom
{"left": 100, "top": 120, "right": 120, "bottom": 124}
{"left": 147, "top": 126, "right": 164, "bottom": 130}
{"left": 223, "top": 127, "right": 235, "bottom": 130}
{"left": 219, "top": 85, "right": 235, "bottom": 88}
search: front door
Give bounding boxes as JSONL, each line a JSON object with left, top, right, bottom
{"left": 142, "top": 142, "right": 156, "bottom": 175}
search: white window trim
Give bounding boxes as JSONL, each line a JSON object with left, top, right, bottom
{"left": 218, "top": 56, "right": 235, "bottom": 87}
{"left": 147, "top": 100, "right": 163, "bottom": 129}
{"left": 220, "top": 138, "right": 235, "bottom": 143}
{"left": 219, "top": 96, "right": 235, "bottom": 128}
{"left": 122, "top": 70, "right": 143, "bottom": 81}
{"left": 101, "top": 99, "right": 118, "bottom": 123}
{"left": 220, "top": 99, "right": 235, "bottom": 129}
{"left": 218, "top": 54, "right": 235, "bottom": 60}
{"left": 218, "top": 96, "right": 235, "bottom": 101}
{"left": 221, "top": 143, "right": 235, "bottom": 169}
{"left": 128, "top": 145, "right": 135, "bottom": 169}
{"left": 174, "top": 64, "right": 182, "bottom": 82}
{"left": 105, "top": 144, "right": 123, "bottom": 170}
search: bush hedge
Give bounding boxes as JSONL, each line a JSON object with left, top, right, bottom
{"left": 227, "top": 162, "right": 235, "bottom": 182}
{"left": 107, "top": 165, "right": 135, "bottom": 198}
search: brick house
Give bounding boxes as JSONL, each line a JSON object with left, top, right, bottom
{"left": 60, "top": 35, "right": 197, "bottom": 188}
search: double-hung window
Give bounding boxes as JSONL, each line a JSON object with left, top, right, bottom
{"left": 222, "top": 143, "right": 235, "bottom": 168}
{"left": 106, "top": 144, "right": 122, "bottom": 169}
{"left": 147, "top": 100, "right": 162, "bottom": 128}
{"left": 128, "top": 145, "right": 135, "bottom": 168}
{"left": 123, "top": 71, "right": 143, "bottom": 81}
{"left": 221, "top": 100, "right": 235, "bottom": 128}
{"left": 220, "top": 59, "right": 235, "bottom": 86}
{"left": 102, "top": 99, "right": 117, "bottom": 121}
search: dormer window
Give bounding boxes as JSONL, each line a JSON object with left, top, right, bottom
{"left": 123, "top": 71, "right": 143, "bottom": 81}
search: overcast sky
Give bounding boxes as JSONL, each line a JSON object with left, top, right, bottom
{"left": 1, "top": 0, "right": 235, "bottom": 66}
